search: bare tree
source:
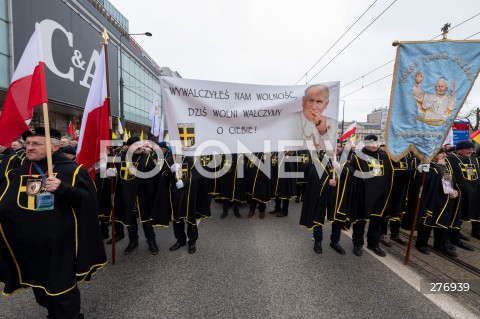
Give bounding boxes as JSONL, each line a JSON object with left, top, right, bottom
{"left": 457, "top": 107, "right": 480, "bottom": 131}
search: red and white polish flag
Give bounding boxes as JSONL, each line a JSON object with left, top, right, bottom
{"left": 339, "top": 121, "right": 357, "bottom": 141}
{"left": 0, "top": 23, "right": 47, "bottom": 146}
{"left": 76, "top": 45, "right": 110, "bottom": 176}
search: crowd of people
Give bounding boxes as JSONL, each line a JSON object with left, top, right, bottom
{"left": 1, "top": 126, "right": 479, "bottom": 319}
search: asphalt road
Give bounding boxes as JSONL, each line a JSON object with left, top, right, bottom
{"left": 0, "top": 200, "right": 452, "bottom": 318}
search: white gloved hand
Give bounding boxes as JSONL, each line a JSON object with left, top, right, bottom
{"left": 176, "top": 180, "right": 184, "bottom": 189}
{"left": 170, "top": 163, "right": 180, "bottom": 173}
{"left": 416, "top": 164, "right": 430, "bottom": 173}
{"left": 332, "top": 161, "right": 341, "bottom": 169}
{"left": 105, "top": 168, "right": 117, "bottom": 178}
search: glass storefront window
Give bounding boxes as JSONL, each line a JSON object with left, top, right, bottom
{"left": 0, "top": 0, "right": 7, "bottom": 20}
{"left": 0, "top": 53, "right": 9, "bottom": 88}
{"left": 0, "top": 20, "right": 8, "bottom": 56}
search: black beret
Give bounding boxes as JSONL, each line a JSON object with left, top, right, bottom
{"left": 22, "top": 127, "right": 62, "bottom": 141}
{"left": 364, "top": 134, "right": 378, "bottom": 141}
{"left": 436, "top": 148, "right": 447, "bottom": 155}
{"left": 62, "top": 146, "right": 76, "bottom": 156}
{"left": 126, "top": 136, "right": 140, "bottom": 146}
{"left": 446, "top": 146, "right": 455, "bottom": 152}
{"left": 455, "top": 140, "right": 474, "bottom": 151}
{"left": 159, "top": 141, "right": 168, "bottom": 149}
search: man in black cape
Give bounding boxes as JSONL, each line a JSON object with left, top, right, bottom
{"left": 107, "top": 136, "right": 158, "bottom": 255}
{"left": 402, "top": 148, "right": 460, "bottom": 257}
{"left": 343, "top": 135, "right": 395, "bottom": 257}
{"left": 154, "top": 156, "right": 211, "bottom": 254}
{"left": 246, "top": 152, "right": 274, "bottom": 219}
{"left": 446, "top": 140, "right": 479, "bottom": 244}
{"left": 299, "top": 150, "right": 341, "bottom": 254}
{"left": 269, "top": 151, "right": 297, "bottom": 217}
{"left": 0, "top": 127, "right": 107, "bottom": 319}
{"left": 216, "top": 153, "right": 246, "bottom": 219}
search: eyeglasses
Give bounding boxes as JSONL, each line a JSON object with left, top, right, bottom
{"left": 25, "top": 142, "right": 46, "bottom": 147}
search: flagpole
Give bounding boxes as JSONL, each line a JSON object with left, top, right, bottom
{"left": 101, "top": 30, "right": 117, "bottom": 265}
{"left": 42, "top": 103, "right": 54, "bottom": 176}
{"left": 404, "top": 170, "right": 426, "bottom": 265}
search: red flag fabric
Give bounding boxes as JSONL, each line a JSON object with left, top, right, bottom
{"left": 470, "top": 129, "right": 480, "bottom": 143}
{"left": 0, "top": 23, "right": 47, "bottom": 146}
{"left": 67, "top": 121, "right": 74, "bottom": 135}
{"left": 76, "top": 46, "right": 110, "bottom": 175}
{"left": 339, "top": 121, "right": 357, "bottom": 141}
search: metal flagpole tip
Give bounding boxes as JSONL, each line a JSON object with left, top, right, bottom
{"left": 392, "top": 41, "right": 400, "bottom": 47}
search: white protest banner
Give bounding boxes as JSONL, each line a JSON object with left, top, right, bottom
{"left": 160, "top": 77, "right": 339, "bottom": 156}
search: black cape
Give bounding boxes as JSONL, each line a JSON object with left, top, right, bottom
{"left": 216, "top": 154, "right": 247, "bottom": 203}
{"left": 401, "top": 163, "right": 461, "bottom": 230}
{"left": 299, "top": 154, "right": 331, "bottom": 229}
{"left": 246, "top": 153, "right": 274, "bottom": 203}
{"left": 0, "top": 152, "right": 107, "bottom": 295}
{"left": 112, "top": 151, "right": 156, "bottom": 225}
{"left": 152, "top": 156, "right": 211, "bottom": 226}
{"left": 446, "top": 154, "right": 480, "bottom": 222}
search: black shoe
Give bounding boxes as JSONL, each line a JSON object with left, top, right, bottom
{"left": 452, "top": 240, "right": 475, "bottom": 251}
{"left": 276, "top": 212, "right": 288, "bottom": 217}
{"left": 169, "top": 241, "right": 186, "bottom": 251}
{"left": 106, "top": 234, "right": 125, "bottom": 245}
{"left": 435, "top": 247, "right": 458, "bottom": 257}
{"left": 472, "top": 233, "right": 480, "bottom": 240}
{"left": 234, "top": 211, "right": 242, "bottom": 218}
{"left": 415, "top": 245, "right": 430, "bottom": 255}
{"left": 367, "top": 245, "right": 386, "bottom": 257}
{"left": 188, "top": 242, "right": 196, "bottom": 254}
{"left": 313, "top": 242, "right": 322, "bottom": 254}
{"left": 353, "top": 245, "right": 363, "bottom": 257}
{"left": 445, "top": 241, "right": 456, "bottom": 251}
{"left": 147, "top": 240, "right": 159, "bottom": 255}
{"left": 330, "top": 242, "right": 346, "bottom": 255}
{"left": 124, "top": 240, "right": 139, "bottom": 255}
{"left": 457, "top": 232, "right": 470, "bottom": 241}
{"left": 270, "top": 209, "right": 281, "bottom": 215}
{"left": 221, "top": 212, "right": 228, "bottom": 219}
{"left": 380, "top": 236, "right": 392, "bottom": 247}
{"left": 391, "top": 235, "right": 407, "bottom": 245}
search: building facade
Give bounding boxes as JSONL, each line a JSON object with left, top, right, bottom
{"left": 0, "top": 0, "right": 177, "bottom": 139}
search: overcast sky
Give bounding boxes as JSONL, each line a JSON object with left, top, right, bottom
{"left": 108, "top": 0, "right": 480, "bottom": 122}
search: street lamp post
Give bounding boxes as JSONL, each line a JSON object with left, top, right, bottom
{"left": 119, "top": 32, "right": 152, "bottom": 135}
{"left": 340, "top": 99, "right": 346, "bottom": 136}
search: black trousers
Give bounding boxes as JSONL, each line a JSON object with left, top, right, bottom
{"left": 417, "top": 224, "right": 448, "bottom": 249}
{"left": 33, "top": 286, "right": 80, "bottom": 319}
{"left": 274, "top": 197, "right": 290, "bottom": 214}
{"left": 223, "top": 200, "right": 239, "bottom": 214}
{"left": 382, "top": 219, "right": 400, "bottom": 237}
{"left": 127, "top": 219, "right": 155, "bottom": 242}
{"left": 313, "top": 221, "right": 342, "bottom": 244}
{"left": 352, "top": 217, "right": 383, "bottom": 247}
{"left": 472, "top": 222, "right": 480, "bottom": 236}
{"left": 173, "top": 219, "right": 198, "bottom": 244}
{"left": 249, "top": 200, "right": 266, "bottom": 213}
{"left": 100, "top": 221, "right": 124, "bottom": 238}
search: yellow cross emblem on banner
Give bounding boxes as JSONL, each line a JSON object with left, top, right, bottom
{"left": 178, "top": 126, "right": 195, "bottom": 147}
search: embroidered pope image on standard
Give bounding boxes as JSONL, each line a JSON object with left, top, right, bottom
{"left": 412, "top": 70, "right": 457, "bottom": 126}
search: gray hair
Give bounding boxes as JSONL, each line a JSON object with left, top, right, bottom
{"left": 304, "top": 84, "right": 329, "bottom": 98}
